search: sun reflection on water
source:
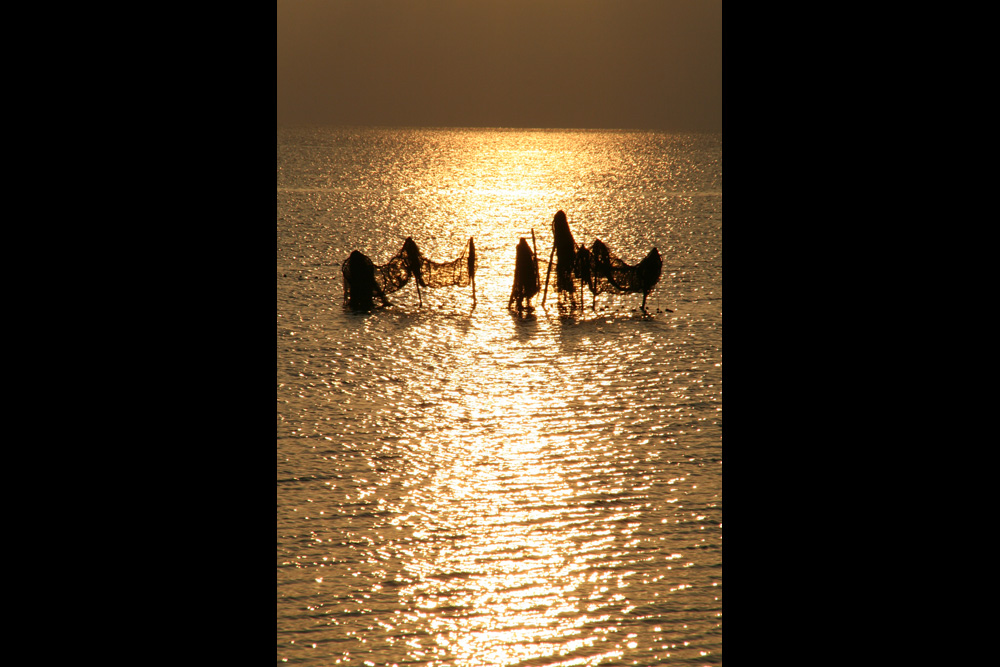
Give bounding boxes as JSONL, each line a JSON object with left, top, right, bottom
{"left": 376, "top": 315, "right": 650, "bottom": 667}
{"left": 278, "top": 127, "right": 722, "bottom": 666}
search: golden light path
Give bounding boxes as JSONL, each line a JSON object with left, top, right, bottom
{"left": 370, "top": 134, "right": 667, "bottom": 665}
{"left": 277, "top": 128, "right": 723, "bottom": 666}
{"left": 390, "top": 326, "right": 637, "bottom": 666}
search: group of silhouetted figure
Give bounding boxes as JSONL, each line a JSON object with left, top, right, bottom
{"left": 343, "top": 236, "right": 476, "bottom": 311}
{"left": 342, "top": 211, "right": 667, "bottom": 314}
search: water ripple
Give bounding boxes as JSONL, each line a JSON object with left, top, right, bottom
{"left": 278, "top": 127, "right": 721, "bottom": 666}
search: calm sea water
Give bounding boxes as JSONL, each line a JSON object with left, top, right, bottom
{"left": 277, "top": 127, "right": 722, "bottom": 666}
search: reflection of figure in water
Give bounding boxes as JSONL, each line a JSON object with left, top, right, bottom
{"left": 342, "top": 250, "right": 388, "bottom": 311}
{"left": 508, "top": 237, "right": 539, "bottom": 312}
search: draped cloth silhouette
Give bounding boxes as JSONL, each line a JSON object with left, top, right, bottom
{"left": 342, "top": 236, "right": 477, "bottom": 310}
{"left": 542, "top": 210, "right": 579, "bottom": 307}
{"left": 508, "top": 236, "right": 540, "bottom": 311}
{"left": 342, "top": 250, "right": 388, "bottom": 311}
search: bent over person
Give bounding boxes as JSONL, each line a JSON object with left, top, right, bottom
{"left": 342, "top": 250, "right": 388, "bottom": 310}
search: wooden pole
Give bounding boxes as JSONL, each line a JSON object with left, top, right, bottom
{"left": 508, "top": 237, "right": 517, "bottom": 310}
{"left": 541, "top": 245, "right": 555, "bottom": 306}
{"left": 530, "top": 229, "right": 540, "bottom": 298}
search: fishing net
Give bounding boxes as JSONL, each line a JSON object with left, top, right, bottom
{"left": 409, "top": 237, "right": 477, "bottom": 290}
{"left": 540, "top": 209, "right": 663, "bottom": 311}
{"left": 587, "top": 238, "right": 662, "bottom": 299}
{"left": 343, "top": 237, "right": 477, "bottom": 309}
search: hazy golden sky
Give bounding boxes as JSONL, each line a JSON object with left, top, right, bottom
{"left": 277, "top": 0, "right": 721, "bottom": 131}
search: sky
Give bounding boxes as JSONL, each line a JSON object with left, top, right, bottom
{"left": 277, "top": 0, "right": 721, "bottom": 131}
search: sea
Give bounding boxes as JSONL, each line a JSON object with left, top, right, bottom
{"left": 277, "top": 126, "right": 722, "bottom": 666}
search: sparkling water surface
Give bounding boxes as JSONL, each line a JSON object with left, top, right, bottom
{"left": 277, "top": 127, "right": 721, "bottom": 665}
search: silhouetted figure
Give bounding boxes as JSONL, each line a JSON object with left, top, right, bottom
{"left": 636, "top": 247, "right": 663, "bottom": 311}
{"left": 591, "top": 238, "right": 613, "bottom": 285}
{"left": 553, "top": 210, "right": 577, "bottom": 296}
{"left": 542, "top": 210, "right": 580, "bottom": 308}
{"left": 402, "top": 237, "right": 425, "bottom": 305}
{"left": 343, "top": 237, "right": 477, "bottom": 310}
{"left": 342, "top": 250, "right": 388, "bottom": 311}
{"left": 508, "top": 237, "right": 539, "bottom": 312}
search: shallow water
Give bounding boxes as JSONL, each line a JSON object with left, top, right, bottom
{"left": 277, "top": 127, "right": 722, "bottom": 665}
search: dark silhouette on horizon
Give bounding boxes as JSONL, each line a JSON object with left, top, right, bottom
{"left": 341, "top": 219, "right": 665, "bottom": 315}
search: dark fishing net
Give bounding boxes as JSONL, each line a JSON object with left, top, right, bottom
{"left": 370, "top": 244, "right": 414, "bottom": 296}
{"left": 540, "top": 211, "right": 663, "bottom": 310}
{"left": 412, "top": 237, "right": 477, "bottom": 289}
{"left": 343, "top": 237, "right": 477, "bottom": 309}
{"left": 586, "top": 238, "right": 663, "bottom": 307}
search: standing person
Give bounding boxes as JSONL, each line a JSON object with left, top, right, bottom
{"left": 552, "top": 210, "right": 578, "bottom": 307}
{"left": 508, "top": 237, "right": 539, "bottom": 312}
